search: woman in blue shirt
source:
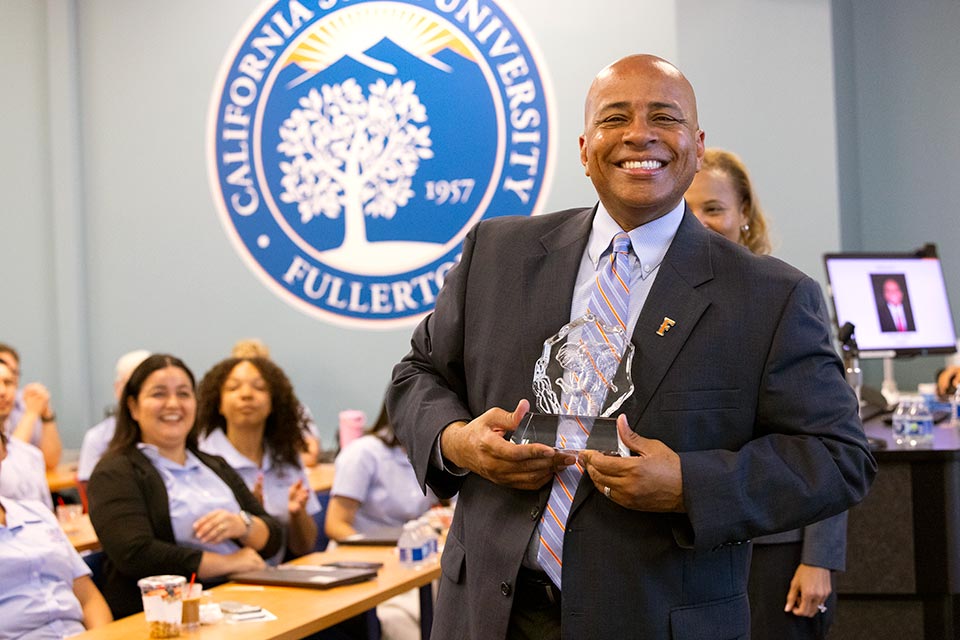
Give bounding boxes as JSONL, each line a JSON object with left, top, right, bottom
{"left": 197, "top": 356, "right": 319, "bottom": 561}
{"left": 0, "top": 429, "right": 112, "bottom": 638}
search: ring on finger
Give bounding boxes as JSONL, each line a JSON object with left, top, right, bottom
{"left": 603, "top": 486, "right": 611, "bottom": 498}
{"left": 817, "top": 603, "right": 827, "bottom": 614}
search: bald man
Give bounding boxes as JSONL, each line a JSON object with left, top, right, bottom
{"left": 388, "top": 54, "right": 875, "bottom": 639}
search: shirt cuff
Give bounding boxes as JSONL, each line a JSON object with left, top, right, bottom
{"left": 432, "top": 430, "right": 469, "bottom": 476}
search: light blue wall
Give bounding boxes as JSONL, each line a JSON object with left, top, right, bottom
{"left": 1, "top": 0, "right": 844, "bottom": 447}
{"left": 832, "top": 0, "right": 960, "bottom": 391}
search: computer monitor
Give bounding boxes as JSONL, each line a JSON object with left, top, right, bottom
{"left": 823, "top": 251, "right": 958, "bottom": 358}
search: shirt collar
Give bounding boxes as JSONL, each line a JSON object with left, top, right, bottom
{"left": 1, "top": 498, "right": 45, "bottom": 531}
{"left": 588, "top": 200, "right": 685, "bottom": 277}
{"left": 137, "top": 442, "right": 203, "bottom": 470}
{"left": 199, "top": 429, "right": 267, "bottom": 471}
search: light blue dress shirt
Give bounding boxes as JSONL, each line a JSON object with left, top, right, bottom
{"left": 137, "top": 444, "right": 242, "bottom": 556}
{"left": 0, "top": 498, "right": 90, "bottom": 639}
{"left": 199, "top": 429, "right": 320, "bottom": 564}
{"left": 569, "top": 200, "right": 685, "bottom": 332}
{"left": 0, "top": 438, "right": 52, "bottom": 509}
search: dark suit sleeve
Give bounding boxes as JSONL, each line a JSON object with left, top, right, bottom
{"left": 388, "top": 226, "right": 479, "bottom": 499}
{"left": 88, "top": 453, "right": 203, "bottom": 579}
{"left": 801, "top": 511, "right": 847, "bottom": 570}
{"left": 680, "top": 276, "right": 876, "bottom": 550}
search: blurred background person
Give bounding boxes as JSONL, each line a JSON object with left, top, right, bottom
{"left": 325, "top": 403, "right": 442, "bottom": 640}
{"left": 0, "top": 358, "right": 52, "bottom": 508}
{"left": 76, "top": 350, "right": 152, "bottom": 488}
{"left": 684, "top": 147, "right": 772, "bottom": 256}
{"left": 0, "top": 342, "right": 62, "bottom": 470}
{"left": 937, "top": 365, "right": 960, "bottom": 396}
{"left": 0, "top": 429, "right": 113, "bottom": 638}
{"left": 87, "top": 354, "right": 283, "bottom": 618}
{"left": 197, "top": 356, "right": 320, "bottom": 562}
{"left": 231, "top": 338, "right": 322, "bottom": 466}
{"left": 686, "top": 147, "right": 845, "bottom": 639}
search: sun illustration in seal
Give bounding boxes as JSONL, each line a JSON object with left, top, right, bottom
{"left": 284, "top": 3, "right": 475, "bottom": 86}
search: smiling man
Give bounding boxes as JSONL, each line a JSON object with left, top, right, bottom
{"left": 388, "top": 54, "right": 876, "bottom": 640}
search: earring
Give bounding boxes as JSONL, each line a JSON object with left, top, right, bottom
{"left": 740, "top": 224, "right": 750, "bottom": 233}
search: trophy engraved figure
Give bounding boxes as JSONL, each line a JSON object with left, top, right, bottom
{"left": 519, "top": 312, "right": 635, "bottom": 454}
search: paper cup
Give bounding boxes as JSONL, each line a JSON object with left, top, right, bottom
{"left": 181, "top": 583, "right": 203, "bottom": 631}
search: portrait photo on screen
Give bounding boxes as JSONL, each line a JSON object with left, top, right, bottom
{"left": 871, "top": 273, "right": 915, "bottom": 333}
{"left": 824, "top": 252, "right": 957, "bottom": 355}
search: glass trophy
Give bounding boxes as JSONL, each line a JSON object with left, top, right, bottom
{"left": 512, "top": 313, "right": 635, "bottom": 456}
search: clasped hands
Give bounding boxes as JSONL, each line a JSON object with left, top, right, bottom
{"left": 440, "top": 399, "right": 683, "bottom": 512}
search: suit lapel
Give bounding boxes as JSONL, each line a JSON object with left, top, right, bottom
{"left": 622, "top": 210, "right": 715, "bottom": 425}
{"left": 519, "top": 208, "right": 595, "bottom": 385}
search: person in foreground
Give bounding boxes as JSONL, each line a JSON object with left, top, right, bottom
{"left": 0, "top": 430, "right": 113, "bottom": 638}
{"left": 687, "top": 147, "right": 847, "bottom": 639}
{"left": 387, "top": 54, "right": 876, "bottom": 640}
{"left": 87, "top": 354, "right": 283, "bottom": 618}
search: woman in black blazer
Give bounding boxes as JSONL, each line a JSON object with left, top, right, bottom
{"left": 88, "top": 354, "right": 283, "bottom": 618}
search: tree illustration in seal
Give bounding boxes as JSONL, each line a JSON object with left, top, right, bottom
{"left": 277, "top": 78, "right": 434, "bottom": 253}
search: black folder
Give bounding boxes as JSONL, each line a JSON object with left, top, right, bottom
{"left": 230, "top": 564, "right": 378, "bottom": 589}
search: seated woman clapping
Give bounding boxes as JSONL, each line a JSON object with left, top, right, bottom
{"left": 87, "top": 354, "right": 283, "bottom": 619}
{"left": 197, "top": 356, "right": 319, "bottom": 561}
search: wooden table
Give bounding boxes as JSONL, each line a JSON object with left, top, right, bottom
{"left": 306, "top": 462, "right": 335, "bottom": 493}
{"left": 71, "top": 543, "right": 439, "bottom": 640}
{"left": 47, "top": 462, "right": 79, "bottom": 492}
{"left": 66, "top": 513, "right": 100, "bottom": 552}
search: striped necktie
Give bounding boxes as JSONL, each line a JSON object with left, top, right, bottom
{"left": 536, "top": 231, "right": 633, "bottom": 589}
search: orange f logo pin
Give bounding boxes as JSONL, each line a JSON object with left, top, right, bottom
{"left": 656, "top": 317, "right": 676, "bottom": 337}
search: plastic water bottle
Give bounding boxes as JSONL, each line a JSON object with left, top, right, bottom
{"left": 417, "top": 517, "right": 438, "bottom": 559}
{"left": 951, "top": 385, "right": 960, "bottom": 428}
{"left": 894, "top": 395, "right": 934, "bottom": 449}
{"left": 892, "top": 397, "right": 911, "bottom": 448}
{"left": 911, "top": 395, "right": 935, "bottom": 448}
{"left": 397, "top": 521, "right": 424, "bottom": 569}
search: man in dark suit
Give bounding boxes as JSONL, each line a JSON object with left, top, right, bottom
{"left": 388, "top": 54, "right": 876, "bottom": 639}
{"left": 875, "top": 276, "right": 916, "bottom": 332}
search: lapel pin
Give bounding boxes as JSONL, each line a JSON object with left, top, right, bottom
{"left": 656, "top": 317, "right": 676, "bottom": 337}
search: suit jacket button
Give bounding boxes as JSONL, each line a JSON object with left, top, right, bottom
{"left": 500, "top": 582, "right": 512, "bottom": 597}
{"left": 530, "top": 506, "right": 541, "bottom": 519}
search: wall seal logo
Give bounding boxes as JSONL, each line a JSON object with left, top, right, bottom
{"left": 208, "top": 0, "right": 555, "bottom": 328}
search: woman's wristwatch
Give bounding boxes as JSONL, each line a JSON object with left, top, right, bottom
{"left": 238, "top": 510, "right": 253, "bottom": 537}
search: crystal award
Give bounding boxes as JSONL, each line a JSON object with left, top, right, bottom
{"left": 512, "top": 313, "right": 635, "bottom": 455}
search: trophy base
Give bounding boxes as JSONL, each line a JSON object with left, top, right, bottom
{"left": 510, "top": 412, "right": 628, "bottom": 457}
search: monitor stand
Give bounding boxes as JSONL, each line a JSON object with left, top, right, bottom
{"left": 880, "top": 357, "right": 900, "bottom": 407}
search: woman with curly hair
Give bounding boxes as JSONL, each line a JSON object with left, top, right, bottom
{"left": 197, "top": 357, "right": 319, "bottom": 561}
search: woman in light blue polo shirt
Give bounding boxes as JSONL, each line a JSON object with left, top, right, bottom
{"left": 197, "top": 356, "right": 319, "bottom": 562}
{"left": 0, "top": 430, "right": 112, "bottom": 638}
